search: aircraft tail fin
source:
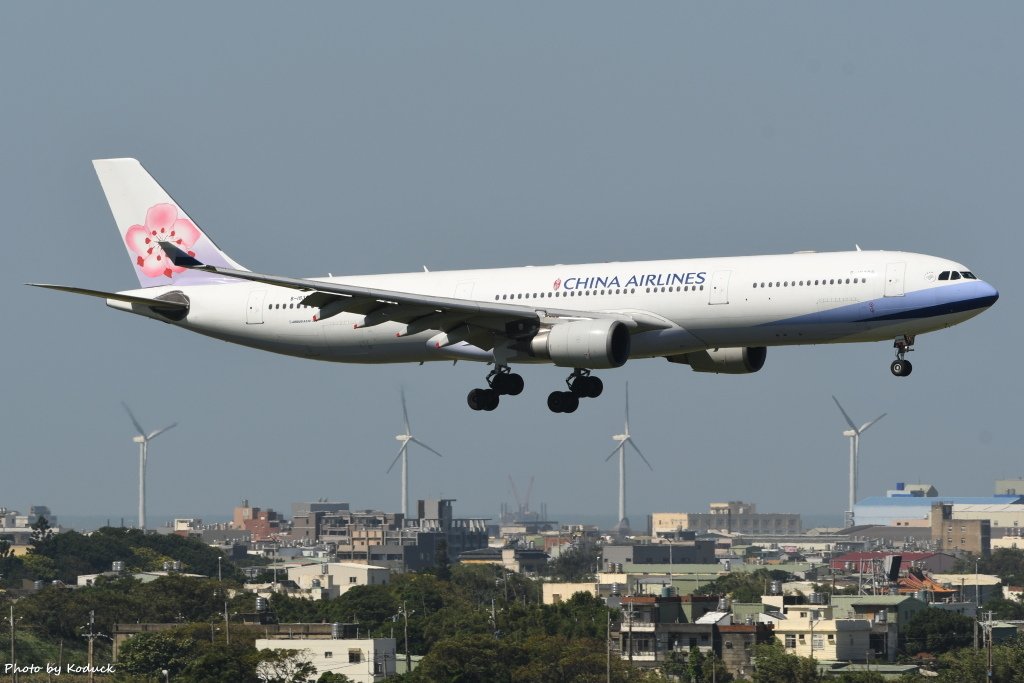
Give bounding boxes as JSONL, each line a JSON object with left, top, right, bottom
{"left": 93, "top": 158, "right": 248, "bottom": 287}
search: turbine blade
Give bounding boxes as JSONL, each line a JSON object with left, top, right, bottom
{"left": 628, "top": 439, "right": 654, "bottom": 470}
{"left": 859, "top": 414, "right": 887, "bottom": 433}
{"left": 386, "top": 445, "right": 406, "bottom": 474}
{"left": 624, "top": 382, "right": 631, "bottom": 433}
{"left": 605, "top": 445, "right": 622, "bottom": 462}
{"left": 122, "top": 402, "right": 146, "bottom": 437}
{"left": 400, "top": 388, "right": 411, "bottom": 435}
{"left": 832, "top": 396, "right": 857, "bottom": 432}
{"left": 146, "top": 423, "right": 177, "bottom": 441}
{"left": 410, "top": 437, "right": 443, "bottom": 458}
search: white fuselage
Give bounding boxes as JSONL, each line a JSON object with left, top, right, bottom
{"left": 107, "top": 250, "right": 998, "bottom": 365}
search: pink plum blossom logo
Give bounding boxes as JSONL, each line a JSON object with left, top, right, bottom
{"left": 553, "top": 278, "right": 561, "bottom": 291}
{"left": 125, "top": 204, "right": 201, "bottom": 279}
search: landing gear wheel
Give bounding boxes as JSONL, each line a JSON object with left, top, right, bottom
{"left": 890, "top": 360, "right": 913, "bottom": 377}
{"left": 548, "top": 391, "right": 579, "bottom": 413}
{"left": 496, "top": 373, "right": 524, "bottom": 396}
{"left": 582, "top": 376, "right": 603, "bottom": 398}
{"left": 468, "top": 388, "right": 500, "bottom": 411}
{"left": 488, "top": 368, "right": 525, "bottom": 396}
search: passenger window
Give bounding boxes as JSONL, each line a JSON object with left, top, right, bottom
{"left": 950, "top": 272, "right": 961, "bottom": 280}
{"left": 938, "top": 271, "right": 950, "bottom": 281}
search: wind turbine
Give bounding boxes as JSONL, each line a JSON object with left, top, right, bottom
{"left": 387, "top": 389, "right": 444, "bottom": 519}
{"left": 605, "top": 383, "right": 653, "bottom": 534}
{"left": 832, "top": 396, "right": 886, "bottom": 529}
{"left": 122, "top": 403, "right": 177, "bottom": 530}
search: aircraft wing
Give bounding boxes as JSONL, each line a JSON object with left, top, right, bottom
{"left": 158, "top": 242, "right": 671, "bottom": 345}
{"left": 25, "top": 283, "right": 189, "bottom": 310}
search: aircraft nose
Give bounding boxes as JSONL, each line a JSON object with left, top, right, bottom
{"left": 978, "top": 280, "right": 999, "bottom": 307}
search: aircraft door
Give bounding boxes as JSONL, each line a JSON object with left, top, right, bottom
{"left": 246, "top": 290, "right": 266, "bottom": 324}
{"left": 709, "top": 271, "right": 731, "bottom": 305}
{"left": 884, "top": 262, "right": 906, "bottom": 297}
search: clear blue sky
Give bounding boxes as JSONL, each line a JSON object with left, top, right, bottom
{"left": 2, "top": 2, "right": 1020, "bottom": 528}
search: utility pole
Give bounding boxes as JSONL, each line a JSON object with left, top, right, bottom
{"left": 401, "top": 601, "right": 411, "bottom": 673}
{"left": 9, "top": 605, "right": 15, "bottom": 683}
{"left": 224, "top": 601, "right": 230, "bottom": 646}
{"left": 974, "top": 559, "right": 980, "bottom": 650}
{"left": 606, "top": 609, "right": 611, "bottom": 683}
{"left": 86, "top": 610, "right": 95, "bottom": 683}
{"left": 984, "top": 610, "right": 994, "bottom": 681}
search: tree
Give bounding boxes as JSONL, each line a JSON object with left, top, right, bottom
{"left": 255, "top": 648, "right": 317, "bottom": 683}
{"left": 316, "top": 673, "right": 354, "bottom": 683}
{"left": 29, "top": 515, "right": 54, "bottom": 548}
{"left": 117, "top": 630, "right": 198, "bottom": 677}
{"left": 901, "top": 608, "right": 975, "bottom": 655}
{"left": 751, "top": 641, "right": 820, "bottom": 683}
{"left": 547, "top": 543, "right": 598, "bottom": 582}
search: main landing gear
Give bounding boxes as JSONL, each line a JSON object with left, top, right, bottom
{"left": 547, "top": 369, "right": 603, "bottom": 414}
{"left": 890, "top": 335, "right": 915, "bottom": 377}
{"left": 467, "top": 366, "right": 524, "bottom": 411}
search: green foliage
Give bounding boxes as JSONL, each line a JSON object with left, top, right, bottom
{"left": 664, "top": 647, "right": 732, "bottom": 682}
{"left": 901, "top": 607, "right": 975, "bottom": 654}
{"left": 548, "top": 543, "right": 599, "bottom": 582}
{"left": 405, "top": 632, "right": 652, "bottom": 683}
{"left": 695, "top": 568, "right": 793, "bottom": 603}
{"left": 434, "top": 538, "right": 452, "bottom": 581}
{"left": 117, "top": 629, "right": 198, "bottom": 676}
{"left": 751, "top": 641, "right": 820, "bottom": 683}
{"left": 29, "top": 514, "right": 55, "bottom": 547}
{"left": 25, "top": 526, "right": 245, "bottom": 584}
{"left": 254, "top": 648, "right": 317, "bottom": 682}
{"left": 982, "top": 595, "right": 1024, "bottom": 620}
{"left": 316, "top": 673, "right": 354, "bottom": 683}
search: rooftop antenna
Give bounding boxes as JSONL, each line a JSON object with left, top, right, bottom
{"left": 833, "top": 396, "right": 886, "bottom": 528}
{"left": 122, "top": 403, "right": 176, "bottom": 530}
{"left": 387, "top": 389, "right": 444, "bottom": 518}
{"left": 605, "top": 383, "right": 652, "bottom": 534}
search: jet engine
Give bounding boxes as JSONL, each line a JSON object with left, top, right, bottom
{"left": 667, "top": 346, "right": 767, "bottom": 374}
{"left": 530, "top": 319, "right": 631, "bottom": 368}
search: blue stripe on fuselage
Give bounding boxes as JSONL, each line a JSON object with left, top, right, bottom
{"left": 762, "top": 281, "right": 998, "bottom": 327}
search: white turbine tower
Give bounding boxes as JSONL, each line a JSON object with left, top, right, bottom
{"left": 387, "top": 389, "right": 444, "bottom": 519}
{"left": 605, "top": 384, "right": 652, "bottom": 534}
{"left": 122, "top": 403, "right": 176, "bottom": 531}
{"left": 832, "top": 396, "right": 886, "bottom": 529}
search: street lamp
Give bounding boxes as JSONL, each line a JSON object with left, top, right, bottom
{"left": 161, "top": 669, "right": 169, "bottom": 683}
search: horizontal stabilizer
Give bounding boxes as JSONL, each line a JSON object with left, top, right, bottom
{"left": 26, "top": 283, "right": 188, "bottom": 309}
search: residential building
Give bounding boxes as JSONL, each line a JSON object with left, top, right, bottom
{"left": 650, "top": 502, "right": 801, "bottom": 536}
{"left": 457, "top": 545, "right": 549, "bottom": 574}
{"left": 854, "top": 494, "right": 1023, "bottom": 527}
{"left": 770, "top": 605, "right": 872, "bottom": 662}
{"left": 995, "top": 480, "right": 1024, "bottom": 496}
{"left": 256, "top": 634, "right": 396, "bottom": 682}
{"left": 829, "top": 595, "right": 928, "bottom": 661}
{"left": 543, "top": 582, "right": 599, "bottom": 605}
{"left": 285, "top": 499, "right": 487, "bottom": 572}
{"left": 233, "top": 500, "right": 286, "bottom": 541}
{"left": 286, "top": 562, "right": 390, "bottom": 600}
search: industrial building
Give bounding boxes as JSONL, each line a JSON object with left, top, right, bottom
{"left": 650, "top": 501, "right": 801, "bottom": 536}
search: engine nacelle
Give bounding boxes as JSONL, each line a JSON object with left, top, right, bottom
{"left": 531, "top": 319, "right": 631, "bottom": 369}
{"left": 667, "top": 346, "right": 767, "bottom": 374}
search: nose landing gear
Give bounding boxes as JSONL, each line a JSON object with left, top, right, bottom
{"left": 890, "top": 335, "right": 914, "bottom": 377}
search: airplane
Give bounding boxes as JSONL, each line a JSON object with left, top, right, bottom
{"left": 29, "top": 159, "right": 999, "bottom": 414}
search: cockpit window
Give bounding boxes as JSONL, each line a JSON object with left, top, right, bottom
{"left": 961, "top": 271, "right": 977, "bottom": 279}
{"left": 950, "top": 271, "right": 961, "bottom": 280}
{"left": 938, "top": 271, "right": 950, "bottom": 281}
